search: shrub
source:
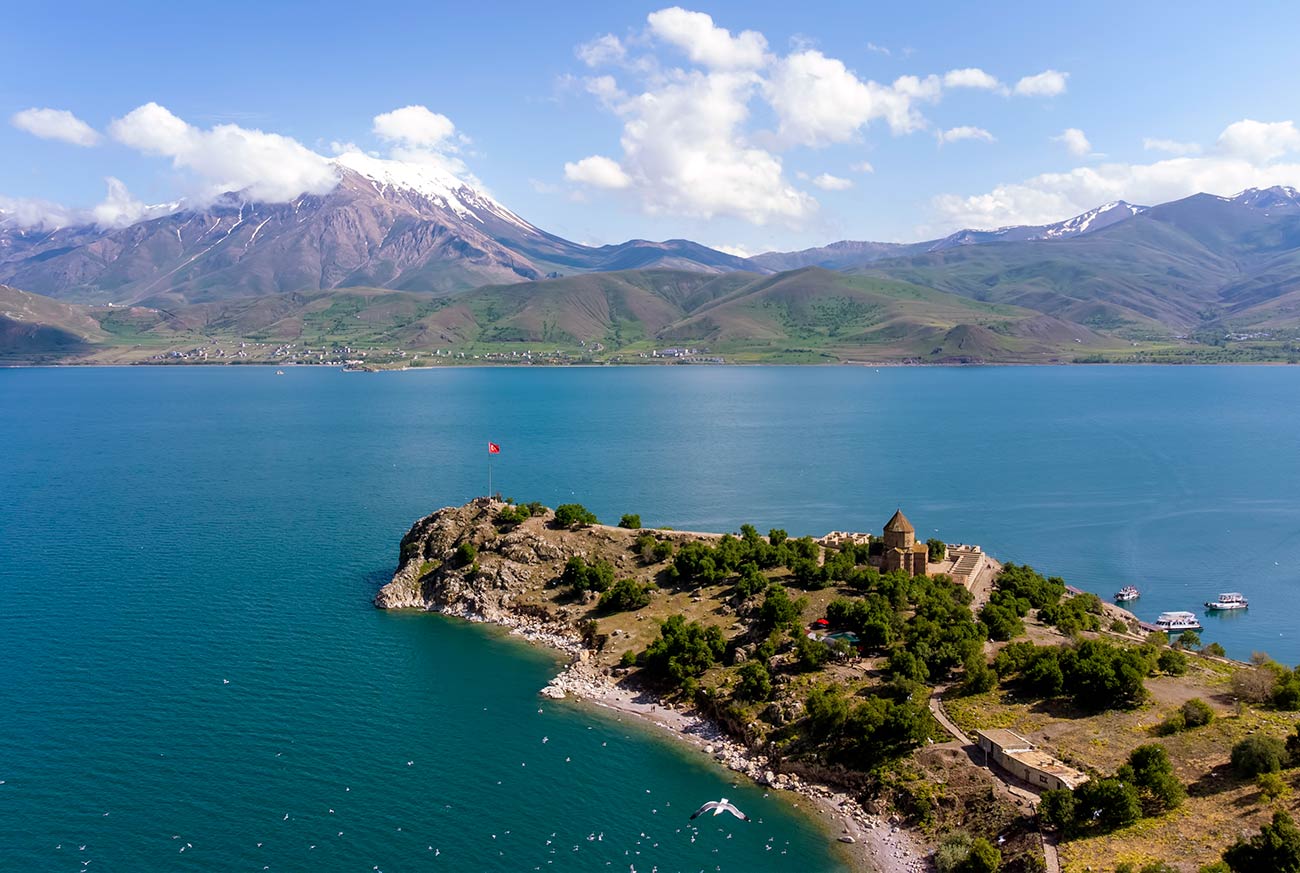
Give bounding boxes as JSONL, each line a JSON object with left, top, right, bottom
{"left": 1039, "top": 788, "right": 1076, "bottom": 833}
{"left": 497, "top": 504, "right": 531, "bottom": 525}
{"left": 979, "top": 601, "right": 1024, "bottom": 641}
{"left": 1233, "top": 662, "right": 1283, "bottom": 704}
{"left": 733, "top": 563, "right": 769, "bottom": 599}
{"left": 1222, "top": 810, "right": 1300, "bottom": 871}
{"left": 455, "top": 542, "right": 477, "bottom": 566}
{"left": 992, "top": 563, "right": 1065, "bottom": 609}
{"left": 1176, "top": 629, "right": 1201, "bottom": 650}
{"left": 1157, "top": 649, "right": 1189, "bottom": 676}
{"left": 1118, "top": 744, "right": 1185, "bottom": 813}
{"left": 618, "top": 513, "right": 642, "bottom": 529}
{"left": 1204, "top": 642, "right": 1227, "bottom": 658}
{"left": 598, "top": 578, "right": 654, "bottom": 613}
{"left": 652, "top": 540, "right": 674, "bottom": 562}
{"left": 1181, "top": 697, "right": 1214, "bottom": 728}
{"left": 1231, "top": 734, "right": 1287, "bottom": 776}
{"left": 734, "top": 661, "right": 772, "bottom": 702}
{"left": 619, "top": 649, "right": 637, "bottom": 668}
{"left": 560, "top": 556, "right": 615, "bottom": 594}
{"left": 554, "top": 503, "right": 599, "bottom": 527}
{"left": 1259, "top": 771, "right": 1290, "bottom": 801}
{"left": 1110, "top": 619, "right": 1130, "bottom": 633}
{"left": 962, "top": 653, "right": 997, "bottom": 694}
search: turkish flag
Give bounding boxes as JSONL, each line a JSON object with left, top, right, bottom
{"left": 488, "top": 442, "right": 501, "bottom": 454}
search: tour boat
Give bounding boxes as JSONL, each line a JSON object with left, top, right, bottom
{"left": 276, "top": 370, "right": 285, "bottom": 375}
{"left": 1154, "top": 611, "right": 1203, "bottom": 632}
{"left": 1204, "top": 592, "right": 1248, "bottom": 611}
{"left": 1115, "top": 585, "right": 1140, "bottom": 602}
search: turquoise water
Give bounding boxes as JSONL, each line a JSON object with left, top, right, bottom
{"left": 3, "top": 365, "right": 1300, "bottom": 871}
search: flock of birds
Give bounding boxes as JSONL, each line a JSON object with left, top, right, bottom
{"left": 27, "top": 687, "right": 794, "bottom": 871}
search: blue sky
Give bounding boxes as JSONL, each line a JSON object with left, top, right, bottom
{"left": 4, "top": 1, "right": 1300, "bottom": 253}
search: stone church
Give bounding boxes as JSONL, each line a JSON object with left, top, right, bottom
{"left": 881, "top": 508, "right": 929, "bottom": 576}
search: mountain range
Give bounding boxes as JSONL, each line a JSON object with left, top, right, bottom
{"left": 3, "top": 154, "right": 1300, "bottom": 364}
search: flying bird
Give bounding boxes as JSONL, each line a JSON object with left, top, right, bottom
{"left": 689, "top": 798, "right": 750, "bottom": 821}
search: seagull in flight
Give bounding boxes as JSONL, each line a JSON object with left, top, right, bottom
{"left": 689, "top": 798, "right": 750, "bottom": 821}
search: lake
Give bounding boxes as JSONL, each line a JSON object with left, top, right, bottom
{"left": 3, "top": 364, "right": 1299, "bottom": 871}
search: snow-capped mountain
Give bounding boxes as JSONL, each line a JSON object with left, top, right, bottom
{"left": 0, "top": 154, "right": 754, "bottom": 305}
{"left": 1229, "top": 185, "right": 1300, "bottom": 212}
{"left": 927, "top": 201, "right": 1148, "bottom": 251}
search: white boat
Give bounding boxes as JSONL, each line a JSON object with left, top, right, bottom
{"left": 1205, "top": 592, "right": 1248, "bottom": 611}
{"left": 276, "top": 370, "right": 285, "bottom": 375}
{"left": 1154, "top": 611, "right": 1203, "bottom": 632}
{"left": 1115, "top": 585, "right": 1139, "bottom": 602}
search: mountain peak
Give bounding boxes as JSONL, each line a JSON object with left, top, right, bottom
{"left": 1231, "top": 185, "right": 1300, "bottom": 210}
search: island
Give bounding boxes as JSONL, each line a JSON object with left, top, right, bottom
{"left": 376, "top": 498, "right": 1300, "bottom": 873}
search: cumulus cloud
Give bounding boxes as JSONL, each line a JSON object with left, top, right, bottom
{"left": 564, "top": 155, "right": 632, "bottom": 189}
{"left": 11, "top": 107, "right": 101, "bottom": 146}
{"left": 1216, "top": 119, "right": 1300, "bottom": 163}
{"left": 647, "top": 7, "right": 768, "bottom": 70}
{"left": 109, "top": 102, "right": 338, "bottom": 202}
{"left": 1013, "top": 70, "right": 1068, "bottom": 97}
{"left": 930, "top": 118, "right": 1300, "bottom": 232}
{"left": 711, "top": 242, "right": 753, "bottom": 257}
{"left": 1143, "top": 137, "right": 1202, "bottom": 156}
{"left": 1053, "top": 127, "right": 1092, "bottom": 156}
{"left": 766, "top": 51, "right": 935, "bottom": 145}
{"left": 938, "top": 126, "right": 995, "bottom": 145}
{"left": 942, "top": 68, "right": 1002, "bottom": 91}
{"left": 811, "top": 173, "right": 853, "bottom": 190}
{"left": 372, "top": 105, "right": 457, "bottom": 149}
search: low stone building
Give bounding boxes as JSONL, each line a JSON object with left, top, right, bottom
{"left": 880, "top": 509, "right": 929, "bottom": 576}
{"left": 975, "top": 729, "right": 1089, "bottom": 792}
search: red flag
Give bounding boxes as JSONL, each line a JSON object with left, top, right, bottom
{"left": 488, "top": 442, "right": 501, "bottom": 454}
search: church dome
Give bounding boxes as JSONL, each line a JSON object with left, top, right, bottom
{"left": 884, "top": 509, "right": 915, "bottom": 533}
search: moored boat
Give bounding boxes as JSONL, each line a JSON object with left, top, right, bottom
{"left": 1205, "top": 592, "right": 1248, "bottom": 611}
{"left": 1154, "top": 611, "right": 1203, "bottom": 632}
{"left": 1115, "top": 585, "right": 1140, "bottom": 602}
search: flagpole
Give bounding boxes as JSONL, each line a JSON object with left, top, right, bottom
{"left": 488, "top": 458, "right": 493, "bottom": 499}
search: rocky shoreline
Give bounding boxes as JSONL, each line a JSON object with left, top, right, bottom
{"left": 374, "top": 499, "right": 930, "bottom": 872}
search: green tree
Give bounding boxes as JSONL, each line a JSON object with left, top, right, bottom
{"left": 1204, "top": 642, "right": 1227, "bottom": 658}
{"left": 560, "top": 556, "right": 615, "bottom": 594}
{"left": 961, "top": 653, "right": 997, "bottom": 694}
{"left": 598, "top": 578, "right": 653, "bottom": 613}
{"left": 640, "top": 615, "right": 726, "bottom": 686}
{"left": 758, "top": 585, "right": 806, "bottom": 633}
{"left": 1072, "top": 777, "right": 1141, "bottom": 831}
{"left": 1118, "top": 744, "right": 1184, "bottom": 813}
{"left": 768, "top": 528, "right": 788, "bottom": 546}
{"left": 1182, "top": 698, "right": 1214, "bottom": 728}
{"left": 926, "top": 538, "right": 947, "bottom": 562}
{"left": 554, "top": 503, "right": 599, "bottom": 528}
{"left": 1222, "top": 810, "right": 1300, "bottom": 872}
{"left": 1157, "top": 649, "right": 1189, "bottom": 676}
{"left": 1232, "top": 734, "right": 1287, "bottom": 776}
{"left": 794, "top": 633, "right": 830, "bottom": 672}
{"left": 734, "top": 661, "right": 772, "bottom": 702}
{"left": 455, "top": 542, "right": 477, "bottom": 566}
{"left": 618, "top": 513, "right": 642, "bottom": 529}
{"left": 1176, "top": 629, "right": 1201, "bottom": 650}
{"left": 963, "top": 838, "right": 1001, "bottom": 873}
{"left": 1039, "top": 788, "right": 1076, "bottom": 834}
{"left": 1259, "top": 771, "right": 1290, "bottom": 801}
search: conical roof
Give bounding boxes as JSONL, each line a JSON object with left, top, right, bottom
{"left": 884, "top": 509, "right": 914, "bottom": 533}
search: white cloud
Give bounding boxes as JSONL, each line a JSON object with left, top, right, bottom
{"left": 942, "top": 68, "right": 1002, "bottom": 91}
{"left": 851, "top": 161, "right": 875, "bottom": 173}
{"left": 577, "top": 34, "right": 627, "bottom": 67}
{"left": 1143, "top": 137, "right": 1202, "bottom": 156}
{"left": 610, "top": 70, "right": 816, "bottom": 222}
{"left": 1216, "top": 119, "right": 1300, "bottom": 163}
{"left": 1013, "top": 69, "right": 1068, "bottom": 97}
{"left": 865, "top": 42, "right": 891, "bottom": 56}
{"left": 930, "top": 118, "right": 1300, "bottom": 232}
{"left": 1053, "top": 127, "right": 1092, "bottom": 156}
{"left": 109, "top": 102, "right": 338, "bottom": 202}
{"left": 646, "top": 7, "right": 768, "bottom": 70}
{"left": 766, "top": 51, "right": 934, "bottom": 145}
{"left": 11, "top": 107, "right": 101, "bottom": 147}
{"left": 811, "top": 173, "right": 853, "bottom": 190}
{"left": 372, "top": 105, "right": 456, "bottom": 149}
{"left": 1, "top": 177, "right": 172, "bottom": 229}
{"left": 564, "top": 155, "right": 632, "bottom": 189}
{"left": 938, "top": 126, "right": 995, "bottom": 144}
{"left": 711, "top": 242, "right": 753, "bottom": 257}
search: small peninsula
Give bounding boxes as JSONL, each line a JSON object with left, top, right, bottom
{"left": 377, "top": 498, "right": 1300, "bottom": 873}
